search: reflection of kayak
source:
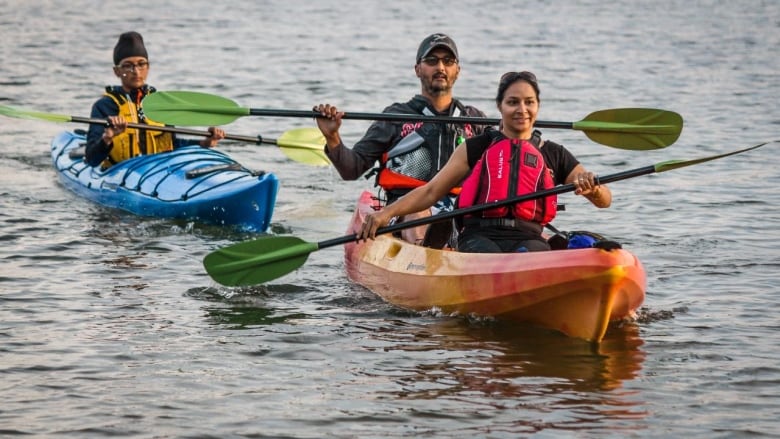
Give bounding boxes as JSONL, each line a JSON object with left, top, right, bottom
{"left": 377, "top": 319, "right": 646, "bottom": 396}
{"left": 344, "top": 191, "right": 646, "bottom": 343}
{"left": 50, "top": 130, "right": 278, "bottom": 232}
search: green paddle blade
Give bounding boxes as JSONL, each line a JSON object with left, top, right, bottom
{"left": 204, "top": 235, "right": 319, "bottom": 286}
{"left": 575, "top": 108, "right": 683, "bottom": 150}
{"left": 0, "top": 105, "right": 73, "bottom": 123}
{"left": 143, "top": 91, "right": 247, "bottom": 126}
{"left": 654, "top": 141, "right": 770, "bottom": 173}
{"left": 275, "top": 128, "right": 331, "bottom": 166}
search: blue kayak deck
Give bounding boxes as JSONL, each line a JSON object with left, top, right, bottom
{"left": 51, "top": 130, "right": 278, "bottom": 232}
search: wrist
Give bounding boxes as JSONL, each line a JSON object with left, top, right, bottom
{"left": 102, "top": 134, "right": 113, "bottom": 145}
{"left": 325, "top": 134, "right": 341, "bottom": 147}
{"left": 325, "top": 140, "right": 342, "bottom": 152}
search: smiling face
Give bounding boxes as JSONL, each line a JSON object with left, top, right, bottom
{"left": 498, "top": 80, "right": 539, "bottom": 139}
{"left": 113, "top": 56, "right": 149, "bottom": 92}
{"left": 414, "top": 48, "right": 460, "bottom": 98}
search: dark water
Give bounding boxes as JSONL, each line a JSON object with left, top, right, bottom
{"left": 2, "top": 0, "right": 779, "bottom": 437}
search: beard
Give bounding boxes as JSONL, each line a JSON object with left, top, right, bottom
{"left": 422, "top": 74, "right": 454, "bottom": 97}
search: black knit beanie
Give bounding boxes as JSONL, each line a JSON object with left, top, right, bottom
{"left": 113, "top": 31, "right": 148, "bottom": 65}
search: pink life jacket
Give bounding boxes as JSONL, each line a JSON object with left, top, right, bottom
{"left": 457, "top": 130, "right": 557, "bottom": 225}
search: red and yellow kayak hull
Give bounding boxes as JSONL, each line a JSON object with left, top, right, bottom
{"left": 344, "top": 191, "right": 646, "bottom": 343}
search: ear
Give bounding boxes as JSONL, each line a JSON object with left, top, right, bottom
{"left": 113, "top": 66, "right": 122, "bottom": 78}
{"left": 414, "top": 63, "right": 422, "bottom": 78}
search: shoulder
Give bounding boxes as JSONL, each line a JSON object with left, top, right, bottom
{"left": 541, "top": 139, "right": 565, "bottom": 152}
{"left": 540, "top": 139, "right": 580, "bottom": 182}
{"left": 540, "top": 139, "right": 573, "bottom": 163}
{"left": 91, "top": 93, "right": 119, "bottom": 115}
{"left": 453, "top": 98, "right": 486, "bottom": 118}
{"left": 383, "top": 97, "right": 423, "bottom": 114}
{"left": 464, "top": 131, "right": 495, "bottom": 166}
{"left": 463, "top": 106, "right": 486, "bottom": 118}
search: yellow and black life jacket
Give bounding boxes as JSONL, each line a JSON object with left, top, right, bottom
{"left": 101, "top": 87, "right": 175, "bottom": 168}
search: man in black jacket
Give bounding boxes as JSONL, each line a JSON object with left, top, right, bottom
{"left": 314, "top": 33, "right": 487, "bottom": 245}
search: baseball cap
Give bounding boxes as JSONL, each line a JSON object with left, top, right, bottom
{"left": 416, "top": 33, "right": 459, "bottom": 63}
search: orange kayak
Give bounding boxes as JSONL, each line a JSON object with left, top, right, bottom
{"left": 344, "top": 191, "right": 646, "bottom": 343}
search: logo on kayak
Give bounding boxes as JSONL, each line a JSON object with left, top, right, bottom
{"left": 406, "top": 262, "right": 426, "bottom": 271}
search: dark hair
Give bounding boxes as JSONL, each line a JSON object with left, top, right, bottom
{"left": 495, "top": 71, "right": 540, "bottom": 106}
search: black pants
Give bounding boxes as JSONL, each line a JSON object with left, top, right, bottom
{"left": 457, "top": 228, "right": 551, "bottom": 253}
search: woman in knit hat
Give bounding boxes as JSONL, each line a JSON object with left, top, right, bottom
{"left": 85, "top": 31, "right": 225, "bottom": 168}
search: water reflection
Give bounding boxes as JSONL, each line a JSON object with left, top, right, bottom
{"left": 188, "top": 287, "right": 307, "bottom": 328}
{"left": 361, "top": 317, "right": 647, "bottom": 425}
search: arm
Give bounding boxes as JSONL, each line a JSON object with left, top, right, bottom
{"left": 359, "top": 143, "right": 472, "bottom": 240}
{"left": 85, "top": 97, "right": 122, "bottom": 167}
{"left": 544, "top": 140, "right": 611, "bottom": 208}
{"left": 566, "top": 163, "right": 612, "bottom": 208}
{"left": 174, "top": 126, "right": 226, "bottom": 149}
{"left": 314, "top": 103, "right": 398, "bottom": 180}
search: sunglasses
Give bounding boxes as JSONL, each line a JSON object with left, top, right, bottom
{"left": 420, "top": 56, "right": 458, "bottom": 67}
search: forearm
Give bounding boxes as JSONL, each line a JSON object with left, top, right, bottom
{"left": 324, "top": 141, "right": 376, "bottom": 180}
{"left": 382, "top": 184, "right": 441, "bottom": 219}
{"left": 85, "top": 99, "right": 117, "bottom": 166}
{"left": 585, "top": 184, "right": 612, "bottom": 208}
{"left": 85, "top": 128, "right": 113, "bottom": 167}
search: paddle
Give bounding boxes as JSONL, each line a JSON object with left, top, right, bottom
{"left": 203, "top": 141, "right": 772, "bottom": 287}
{"left": 142, "top": 91, "right": 683, "bottom": 151}
{"left": 0, "top": 104, "right": 330, "bottom": 166}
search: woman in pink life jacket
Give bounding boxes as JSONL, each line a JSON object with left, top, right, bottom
{"left": 357, "top": 71, "right": 611, "bottom": 253}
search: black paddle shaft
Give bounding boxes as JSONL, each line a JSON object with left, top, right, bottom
{"left": 316, "top": 165, "right": 657, "bottom": 250}
{"left": 69, "top": 116, "right": 264, "bottom": 144}
{"left": 249, "top": 108, "right": 576, "bottom": 128}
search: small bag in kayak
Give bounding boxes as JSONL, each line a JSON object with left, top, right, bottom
{"left": 547, "top": 229, "right": 623, "bottom": 251}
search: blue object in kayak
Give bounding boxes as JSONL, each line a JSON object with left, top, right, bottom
{"left": 50, "top": 130, "right": 278, "bottom": 232}
{"left": 567, "top": 233, "right": 598, "bottom": 249}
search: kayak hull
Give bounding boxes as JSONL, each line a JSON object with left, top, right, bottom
{"left": 344, "top": 191, "right": 646, "bottom": 343}
{"left": 51, "top": 130, "right": 278, "bottom": 232}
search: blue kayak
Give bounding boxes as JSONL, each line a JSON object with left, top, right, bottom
{"left": 51, "top": 130, "right": 278, "bottom": 232}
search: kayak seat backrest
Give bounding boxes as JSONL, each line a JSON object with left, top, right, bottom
{"left": 69, "top": 145, "right": 86, "bottom": 160}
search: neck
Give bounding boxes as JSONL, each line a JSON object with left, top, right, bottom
{"left": 500, "top": 127, "right": 533, "bottom": 140}
{"left": 421, "top": 92, "right": 453, "bottom": 113}
{"left": 121, "top": 84, "right": 145, "bottom": 94}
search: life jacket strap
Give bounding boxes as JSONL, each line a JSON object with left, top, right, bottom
{"left": 462, "top": 217, "right": 542, "bottom": 234}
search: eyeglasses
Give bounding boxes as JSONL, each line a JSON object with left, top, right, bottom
{"left": 116, "top": 61, "right": 150, "bottom": 73}
{"left": 420, "top": 56, "right": 458, "bottom": 67}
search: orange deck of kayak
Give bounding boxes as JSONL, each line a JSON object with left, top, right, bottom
{"left": 344, "top": 191, "right": 646, "bottom": 343}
